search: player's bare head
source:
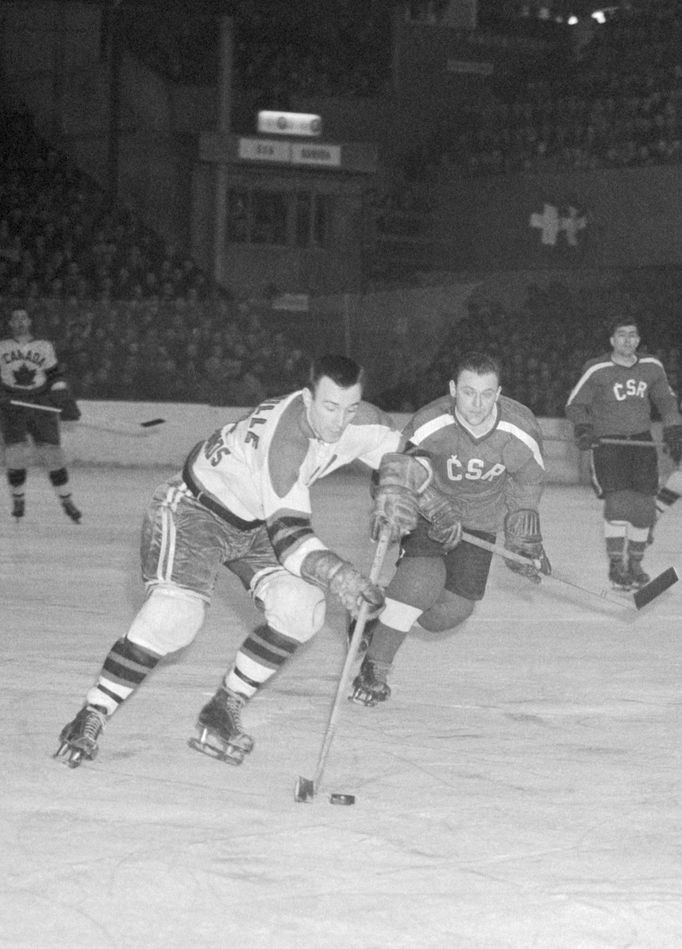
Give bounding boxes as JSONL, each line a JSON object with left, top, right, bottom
{"left": 449, "top": 351, "right": 501, "bottom": 428}
{"left": 9, "top": 308, "right": 31, "bottom": 335}
{"left": 307, "top": 354, "right": 364, "bottom": 394}
{"left": 452, "top": 351, "right": 501, "bottom": 386}
{"left": 609, "top": 317, "right": 640, "bottom": 340}
{"left": 609, "top": 319, "right": 640, "bottom": 361}
{"left": 303, "top": 354, "right": 364, "bottom": 444}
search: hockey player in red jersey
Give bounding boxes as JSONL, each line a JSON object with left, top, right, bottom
{"left": 0, "top": 307, "right": 81, "bottom": 522}
{"left": 565, "top": 318, "right": 682, "bottom": 590}
{"left": 351, "top": 350, "right": 550, "bottom": 707}
{"left": 55, "top": 354, "right": 414, "bottom": 767}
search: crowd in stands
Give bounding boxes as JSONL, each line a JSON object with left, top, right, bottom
{"left": 0, "top": 105, "right": 310, "bottom": 406}
{"left": 434, "top": 1, "right": 682, "bottom": 176}
{"left": 373, "top": 275, "right": 682, "bottom": 418}
{"left": 121, "top": 0, "right": 394, "bottom": 98}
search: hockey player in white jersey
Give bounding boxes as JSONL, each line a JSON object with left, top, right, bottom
{"left": 0, "top": 307, "right": 81, "bottom": 521}
{"left": 55, "top": 354, "right": 416, "bottom": 768}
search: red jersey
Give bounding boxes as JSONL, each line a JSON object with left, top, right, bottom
{"left": 565, "top": 353, "right": 681, "bottom": 436}
{"left": 404, "top": 394, "right": 545, "bottom": 532}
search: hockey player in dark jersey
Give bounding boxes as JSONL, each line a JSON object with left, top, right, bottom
{"left": 55, "top": 354, "right": 416, "bottom": 768}
{"left": 350, "top": 350, "right": 550, "bottom": 707}
{"left": 565, "top": 318, "right": 682, "bottom": 591}
{"left": 0, "top": 307, "right": 81, "bottom": 522}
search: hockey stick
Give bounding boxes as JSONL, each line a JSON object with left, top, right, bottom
{"left": 10, "top": 399, "right": 166, "bottom": 435}
{"left": 544, "top": 434, "right": 662, "bottom": 449}
{"left": 294, "top": 526, "right": 392, "bottom": 803}
{"left": 461, "top": 530, "right": 678, "bottom": 612}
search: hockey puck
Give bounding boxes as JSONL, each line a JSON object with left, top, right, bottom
{"left": 329, "top": 793, "right": 355, "bottom": 806}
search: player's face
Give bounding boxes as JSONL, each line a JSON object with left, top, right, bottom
{"left": 9, "top": 310, "right": 31, "bottom": 336}
{"left": 610, "top": 325, "right": 639, "bottom": 359}
{"left": 303, "top": 376, "right": 362, "bottom": 443}
{"left": 450, "top": 369, "right": 501, "bottom": 427}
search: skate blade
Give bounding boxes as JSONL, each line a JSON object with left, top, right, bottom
{"left": 347, "top": 692, "right": 379, "bottom": 708}
{"left": 53, "top": 744, "right": 86, "bottom": 768}
{"left": 294, "top": 776, "right": 315, "bottom": 802}
{"left": 187, "top": 736, "right": 248, "bottom": 765}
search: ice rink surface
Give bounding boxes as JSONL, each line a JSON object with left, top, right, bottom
{"left": 2, "top": 466, "right": 682, "bottom": 949}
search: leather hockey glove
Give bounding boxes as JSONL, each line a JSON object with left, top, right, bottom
{"left": 301, "top": 550, "right": 385, "bottom": 619}
{"left": 503, "top": 509, "right": 551, "bottom": 585}
{"left": 573, "top": 423, "right": 596, "bottom": 451}
{"left": 370, "top": 453, "right": 430, "bottom": 542}
{"left": 663, "top": 424, "right": 682, "bottom": 464}
{"left": 49, "top": 383, "right": 81, "bottom": 421}
{"left": 418, "top": 482, "right": 463, "bottom": 552}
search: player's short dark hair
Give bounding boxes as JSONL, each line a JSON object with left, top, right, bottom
{"left": 308, "top": 354, "right": 364, "bottom": 392}
{"left": 453, "top": 351, "right": 501, "bottom": 384}
{"left": 608, "top": 317, "right": 640, "bottom": 336}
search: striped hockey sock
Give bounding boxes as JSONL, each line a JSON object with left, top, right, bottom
{"left": 86, "top": 637, "right": 161, "bottom": 715}
{"left": 224, "top": 625, "right": 301, "bottom": 698}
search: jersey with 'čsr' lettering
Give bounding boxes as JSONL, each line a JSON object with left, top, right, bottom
{"left": 0, "top": 335, "right": 61, "bottom": 396}
{"left": 404, "top": 394, "right": 545, "bottom": 533}
{"left": 183, "top": 390, "right": 402, "bottom": 577}
{"left": 565, "top": 353, "right": 682, "bottom": 436}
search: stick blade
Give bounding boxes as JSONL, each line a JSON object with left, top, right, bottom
{"left": 634, "top": 567, "right": 678, "bottom": 610}
{"left": 294, "top": 776, "right": 315, "bottom": 803}
{"left": 140, "top": 418, "right": 166, "bottom": 428}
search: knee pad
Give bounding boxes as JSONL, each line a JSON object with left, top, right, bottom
{"left": 385, "top": 556, "right": 446, "bottom": 612}
{"left": 5, "top": 444, "right": 28, "bottom": 469}
{"left": 605, "top": 490, "right": 655, "bottom": 528}
{"left": 127, "top": 587, "right": 206, "bottom": 655}
{"left": 626, "top": 492, "right": 656, "bottom": 529}
{"left": 604, "top": 490, "right": 631, "bottom": 522}
{"left": 36, "top": 444, "right": 66, "bottom": 470}
{"left": 48, "top": 466, "right": 68, "bottom": 487}
{"left": 7, "top": 468, "right": 26, "bottom": 488}
{"left": 419, "top": 590, "right": 475, "bottom": 632}
{"left": 252, "top": 568, "right": 326, "bottom": 643}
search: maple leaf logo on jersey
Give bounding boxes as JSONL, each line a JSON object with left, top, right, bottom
{"left": 13, "top": 365, "right": 37, "bottom": 387}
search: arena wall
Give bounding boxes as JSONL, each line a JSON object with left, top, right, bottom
{"left": 2, "top": 400, "right": 610, "bottom": 485}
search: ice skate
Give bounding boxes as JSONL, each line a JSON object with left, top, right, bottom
{"left": 629, "top": 561, "right": 650, "bottom": 589}
{"left": 188, "top": 687, "right": 254, "bottom": 765}
{"left": 349, "top": 658, "right": 392, "bottom": 707}
{"left": 54, "top": 705, "right": 106, "bottom": 768}
{"left": 608, "top": 559, "right": 633, "bottom": 591}
{"left": 11, "top": 497, "right": 24, "bottom": 519}
{"left": 61, "top": 497, "right": 82, "bottom": 523}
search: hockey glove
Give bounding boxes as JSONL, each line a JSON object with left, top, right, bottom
{"left": 573, "top": 423, "right": 596, "bottom": 451}
{"left": 503, "top": 509, "right": 551, "bottom": 585}
{"left": 370, "top": 453, "right": 430, "bottom": 542}
{"left": 49, "top": 383, "right": 81, "bottom": 421}
{"left": 418, "top": 483, "right": 463, "bottom": 552}
{"left": 663, "top": 424, "right": 682, "bottom": 464}
{"left": 301, "top": 550, "right": 385, "bottom": 620}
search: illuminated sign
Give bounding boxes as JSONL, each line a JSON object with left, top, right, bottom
{"left": 257, "top": 111, "right": 322, "bottom": 137}
{"left": 238, "top": 138, "right": 341, "bottom": 168}
{"left": 291, "top": 143, "right": 341, "bottom": 167}
{"left": 238, "top": 138, "right": 290, "bottom": 162}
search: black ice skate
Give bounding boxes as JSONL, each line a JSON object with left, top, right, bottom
{"left": 11, "top": 497, "right": 24, "bottom": 519}
{"left": 188, "top": 687, "right": 254, "bottom": 765}
{"left": 349, "top": 658, "right": 392, "bottom": 707}
{"left": 61, "top": 498, "right": 82, "bottom": 523}
{"left": 609, "top": 559, "right": 633, "bottom": 591}
{"left": 54, "top": 705, "right": 106, "bottom": 768}
{"left": 629, "top": 561, "right": 651, "bottom": 589}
